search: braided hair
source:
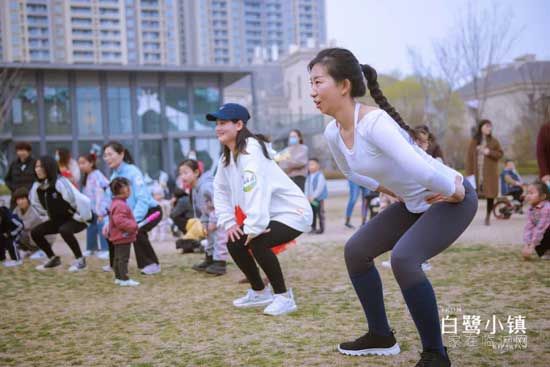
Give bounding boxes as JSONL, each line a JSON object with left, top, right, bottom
{"left": 308, "top": 48, "right": 411, "bottom": 136}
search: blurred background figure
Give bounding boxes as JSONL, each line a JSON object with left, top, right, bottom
{"left": 465, "top": 120, "right": 503, "bottom": 226}
{"left": 275, "top": 129, "right": 309, "bottom": 192}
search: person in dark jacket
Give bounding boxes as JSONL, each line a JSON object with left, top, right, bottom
{"left": 30, "top": 156, "right": 92, "bottom": 272}
{"left": 0, "top": 205, "right": 24, "bottom": 267}
{"left": 4, "top": 142, "right": 36, "bottom": 207}
{"left": 536, "top": 122, "right": 550, "bottom": 186}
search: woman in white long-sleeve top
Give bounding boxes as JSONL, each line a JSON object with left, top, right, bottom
{"left": 309, "top": 48, "right": 477, "bottom": 367}
{"left": 211, "top": 103, "right": 313, "bottom": 316}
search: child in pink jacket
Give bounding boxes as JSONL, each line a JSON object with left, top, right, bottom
{"left": 108, "top": 177, "right": 139, "bottom": 286}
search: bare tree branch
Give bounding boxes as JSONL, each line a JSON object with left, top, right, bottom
{"left": 456, "top": 0, "right": 522, "bottom": 122}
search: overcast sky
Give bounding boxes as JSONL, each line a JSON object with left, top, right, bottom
{"left": 325, "top": 0, "right": 550, "bottom": 75}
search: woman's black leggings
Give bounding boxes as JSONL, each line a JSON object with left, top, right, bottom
{"left": 227, "top": 221, "right": 301, "bottom": 294}
{"left": 31, "top": 219, "right": 87, "bottom": 259}
{"left": 109, "top": 206, "right": 162, "bottom": 269}
{"left": 344, "top": 180, "right": 477, "bottom": 351}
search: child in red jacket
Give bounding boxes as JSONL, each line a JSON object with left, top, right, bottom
{"left": 108, "top": 177, "right": 139, "bottom": 286}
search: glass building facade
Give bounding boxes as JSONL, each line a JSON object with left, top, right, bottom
{"left": 0, "top": 66, "right": 250, "bottom": 179}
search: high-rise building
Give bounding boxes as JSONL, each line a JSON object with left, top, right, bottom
{"left": 189, "top": 0, "right": 326, "bottom": 65}
{"left": 0, "top": 0, "right": 326, "bottom": 66}
{"left": 0, "top": 0, "right": 181, "bottom": 65}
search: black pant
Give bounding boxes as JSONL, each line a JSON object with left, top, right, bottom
{"left": 0, "top": 235, "right": 20, "bottom": 261}
{"left": 311, "top": 200, "right": 325, "bottom": 232}
{"left": 114, "top": 243, "right": 131, "bottom": 281}
{"left": 535, "top": 227, "right": 550, "bottom": 257}
{"left": 507, "top": 186, "right": 524, "bottom": 203}
{"left": 109, "top": 206, "right": 161, "bottom": 269}
{"left": 486, "top": 198, "right": 494, "bottom": 217}
{"left": 227, "top": 221, "right": 301, "bottom": 294}
{"left": 31, "top": 219, "right": 87, "bottom": 259}
{"left": 291, "top": 176, "right": 306, "bottom": 193}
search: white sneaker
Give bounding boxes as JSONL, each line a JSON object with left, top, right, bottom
{"left": 233, "top": 288, "right": 274, "bottom": 308}
{"left": 102, "top": 265, "right": 113, "bottom": 272}
{"left": 30, "top": 250, "right": 46, "bottom": 260}
{"left": 83, "top": 250, "right": 94, "bottom": 257}
{"left": 3, "top": 260, "right": 23, "bottom": 267}
{"left": 114, "top": 279, "right": 122, "bottom": 285}
{"left": 141, "top": 263, "right": 161, "bottom": 275}
{"left": 541, "top": 254, "right": 550, "bottom": 260}
{"left": 381, "top": 260, "right": 391, "bottom": 269}
{"left": 263, "top": 289, "right": 298, "bottom": 316}
{"left": 96, "top": 251, "right": 110, "bottom": 260}
{"left": 68, "top": 257, "right": 87, "bottom": 272}
{"left": 119, "top": 279, "right": 140, "bottom": 287}
{"left": 421, "top": 262, "right": 432, "bottom": 271}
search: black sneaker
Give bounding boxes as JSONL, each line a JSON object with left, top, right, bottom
{"left": 415, "top": 347, "right": 451, "bottom": 367}
{"left": 338, "top": 330, "right": 400, "bottom": 356}
{"left": 192, "top": 255, "right": 213, "bottom": 272}
{"left": 36, "top": 256, "right": 61, "bottom": 270}
{"left": 205, "top": 260, "right": 227, "bottom": 276}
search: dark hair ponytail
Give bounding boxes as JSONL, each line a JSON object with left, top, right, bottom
{"left": 361, "top": 64, "right": 411, "bottom": 136}
{"left": 103, "top": 141, "right": 134, "bottom": 164}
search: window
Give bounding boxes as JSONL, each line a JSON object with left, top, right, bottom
{"left": 76, "top": 73, "right": 102, "bottom": 136}
{"left": 11, "top": 85, "right": 39, "bottom": 136}
{"left": 139, "top": 140, "right": 163, "bottom": 178}
{"left": 45, "top": 72, "right": 71, "bottom": 135}
{"left": 107, "top": 85, "right": 132, "bottom": 135}
{"left": 166, "top": 77, "right": 189, "bottom": 132}
{"left": 192, "top": 80, "right": 219, "bottom": 131}
{"left": 136, "top": 75, "right": 160, "bottom": 134}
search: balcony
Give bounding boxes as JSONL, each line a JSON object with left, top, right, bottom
{"left": 26, "top": 4, "right": 48, "bottom": 13}
{"left": 27, "top": 16, "right": 49, "bottom": 26}
{"left": 71, "top": 6, "right": 92, "bottom": 15}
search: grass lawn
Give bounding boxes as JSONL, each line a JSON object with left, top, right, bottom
{"left": 1, "top": 196, "right": 548, "bottom": 366}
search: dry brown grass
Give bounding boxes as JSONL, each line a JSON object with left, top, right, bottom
{"left": 1, "top": 195, "right": 548, "bottom": 367}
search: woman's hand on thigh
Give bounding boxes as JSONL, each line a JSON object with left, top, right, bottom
{"left": 227, "top": 224, "right": 245, "bottom": 243}
{"left": 244, "top": 228, "right": 271, "bottom": 246}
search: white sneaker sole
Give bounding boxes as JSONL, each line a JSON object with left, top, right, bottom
{"left": 233, "top": 298, "right": 274, "bottom": 308}
{"left": 337, "top": 343, "right": 401, "bottom": 356}
{"left": 263, "top": 304, "right": 298, "bottom": 316}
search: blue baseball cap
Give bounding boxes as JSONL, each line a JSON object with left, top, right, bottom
{"left": 206, "top": 103, "right": 250, "bottom": 123}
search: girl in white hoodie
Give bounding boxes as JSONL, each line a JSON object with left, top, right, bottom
{"left": 211, "top": 103, "right": 313, "bottom": 316}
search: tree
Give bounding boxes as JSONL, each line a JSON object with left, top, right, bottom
{"left": 511, "top": 61, "right": 550, "bottom": 163}
{"left": 0, "top": 68, "right": 24, "bottom": 132}
{"left": 457, "top": 1, "right": 521, "bottom": 123}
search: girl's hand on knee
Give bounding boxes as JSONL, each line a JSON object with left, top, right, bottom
{"left": 227, "top": 224, "right": 244, "bottom": 242}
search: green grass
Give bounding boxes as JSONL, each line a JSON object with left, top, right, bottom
{"left": 1, "top": 240, "right": 548, "bottom": 367}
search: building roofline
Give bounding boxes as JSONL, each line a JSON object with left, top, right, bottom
{"left": 0, "top": 62, "right": 252, "bottom": 86}
{"left": 0, "top": 62, "right": 253, "bottom": 75}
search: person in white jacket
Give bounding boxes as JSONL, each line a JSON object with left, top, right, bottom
{"left": 30, "top": 155, "right": 92, "bottom": 272}
{"left": 211, "top": 103, "right": 313, "bottom": 316}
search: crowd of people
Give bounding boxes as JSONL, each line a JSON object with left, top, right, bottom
{"left": 1, "top": 47, "right": 549, "bottom": 367}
